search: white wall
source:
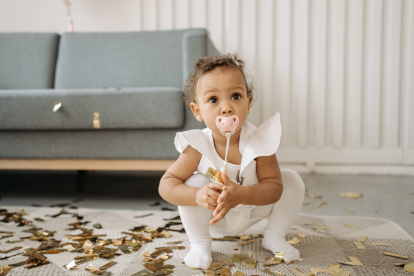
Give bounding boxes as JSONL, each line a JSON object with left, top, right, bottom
{"left": 1, "top": 0, "right": 413, "bottom": 175}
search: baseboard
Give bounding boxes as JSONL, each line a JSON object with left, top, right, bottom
{"left": 280, "top": 164, "right": 414, "bottom": 176}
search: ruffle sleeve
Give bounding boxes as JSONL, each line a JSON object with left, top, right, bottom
{"left": 240, "top": 112, "right": 282, "bottom": 174}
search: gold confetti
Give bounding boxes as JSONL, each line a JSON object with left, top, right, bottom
{"left": 238, "top": 240, "right": 254, "bottom": 245}
{"left": 262, "top": 269, "right": 286, "bottom": 276}
{"left": 338, "top": 261, "right": 355, "bottom": 266}
{"left": 287, "top": 237, "right": 301, "bottom": 245}
{"left": 343, "top": 223, "right": 358, "bottom": 228}
{"left": 289, "top": 268, "right": 308, "bottom": 276}
{"left": 371, "top": 242, "right": 394, "bottom": 246}
{"left": 222, "top": 257, "right": 234, "bottom": 266}
{"left": 99, "top": 261, "right": 117, "bottom": 270}
{"left": 284, "top": 258, "right": 304, "bottom": 264}
{"left": 301, "top": 222, "right": 314, "bottom": 226}
{"left": 297, "top": 233, "right": 306, "bottom": 238}
{"left": 232, "top": 254, "right": 241, "bottom": 262}
{"left": 353, "top": 241, "right": 366, "bottom": 249}
{"left": 274, "top": 252, "right": 284, "bottom": 265}
{"left": 394, "top": 263, "right": 405, "bottom": 266}
{"left": 346, "top": 209, "right": 355, "bottom": 213}
{"left": 245, "top": 258, "right": 256, "bottom": 268}
{"left": 263, "top": 257, "right": 275, "bottom": 266}
{"left": 340, "top": 191, "right": 362, "bottom": 199}
{"left": 65, "top": 260, "right": 77, "bottom": 270}
{"left": 315, "top": 201, "right": 327, "bottom": 208}
{"left": 93, "top": 112, "right": 100, "bottom": 129}
{"left": 85, "top": 264, "right": 103, "bottom": 275}
{"left": 161, "top": 231, "right": 172, "bottom": 238}
{"left": 206, "top": 167, "right": 224, "bottom": 184}
{"left": 242, "top": 250, "right": 252, "bottom": 259}
{"left": 53, "top": 101, "right": 62, "bottom": 112}
{"left": 306, "top": 192, "right": 322, "bottom": 199}
{"left": 220, "top": 266, "right": 231, "bottom": 276}
{"left": 358, "top": 236, "right": 367, "bottom": 242}
{"left": 233, "top": 272, "right": 245, "bottom": 276}
{"left": 347, "top": 256, "right": 363, "bottom": 266}
{"left": 383, "top": 252, "right": 409, "bottom": 259}
{"left": 404, "top": 263, "right": 414, "bottom": 272}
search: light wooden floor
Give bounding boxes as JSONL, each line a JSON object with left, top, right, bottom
{"left": 0, "top": 170, "right": 413, "bottom": 237}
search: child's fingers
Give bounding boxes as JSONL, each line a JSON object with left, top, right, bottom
{"left": 204, "top": 187, "right": 220, "bottom": 200}
{"left": 210, "top": 207, "right": 229, "bottom": 225}
{"left": 217, "top": 192, "right": 228, "bottom": 204}
{"left": 213, "top": 202, "right": 225, "bottom": 217}
{"left": 208, "top": 183, "right": 226, "bottom": 191}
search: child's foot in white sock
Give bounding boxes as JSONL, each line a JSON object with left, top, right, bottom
{"left": 262, "top": 235, "right": 300, "bottom": 262}
{"left": 184, "top": 243, "right": 212, "bottom": 269}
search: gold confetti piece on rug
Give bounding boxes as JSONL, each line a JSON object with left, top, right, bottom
{"left": 284, "top": 258, "right": 304, "bottom": 265}
{"left": 394, "top": 263, "right": 405, "bottom": 266}
{"left": 343, "top": 223, "right": 358, "bottom": 228}
{"left": 404, "top": 263, "right": 414, "bottom": 272}
{"left": 85, "top": 264, "right": 104, "bottom": 275}
{"left": 233, "top": 272, "right": 245, "bottom": 276}
{"left": 301, "top": 222, "right": 314, "bottom": 226}
{"left": 289, "top": 268, "right": 309, "bottom": 276}
{"left": 242, "top": 250, "right": 252, "bottom": 259}
{"left": 63, "top": 244, "right": 76, "bottom": 252}
{"left": 161, "top": 231, "right": 172, "bottom": 238}
{"left": 347, "top": 256, "right": 363, "bottom": 266}
{"left": 312, "top": 226, "right": 332, "bottom": 230}
{"left": 405, "top": 192, "right": 414, "bottom": 196}
{"left": 287, "top": 237, "right": 301, "bottom": 245}
{"left": 232, "top": 254, "right": 242, "bottom": 262}
{"left": 222, "top": 257, "right": 234, "bottom": 266}
{"left": 65, "top": 260, "right": 77, "bottom": 270}
{"left": 309, "top": 268, "right": 319, "bottom": 275}
{"left": 245, "top": 257, "right": 256, "bottom": 268}
{"left": 82, "top": 240, "right": 93, "bottom": 251}
{"left": 346, "top": 209, "right": 355, "bottom": 213}
{"left": 332, "top": 271, "right": 350, "bottom": 276}
{"left": 99, "top": 261, "right": 117, "bottom": 270}
{"left": 353, "top": 241, "right": 366, "bottom": 249}
{"left": 208, "top": 263, "right": 223, "bottom": 271}
{"left": 165, "top": 241, "right": 182, "bottom": 245}
{"left": 262, "top": 269, "right": 286, "bottom": 276}
{"left": 358, "top": 236, "right": 367, "bottom": 242}
{"left": 371, "top": 242, "right": 394, "bottom": 246}
{"left": 338, "top": 261, "right": 354, "bottom": 266}
{"left": 340, "top": 191, "right": 362, "bottom": 199}
{"left": 297, "top": 233, "right": 306, "bottom": 238}
{"left": 274, "top": 252, "right": 284, "bottom": 264}
{"left": 0, "top": 266, "right": 13, "bottom": 275}
{"left": 383, "top": 252, "right": 409, "bottom": 259}
{"left": 220, "top": 266, "right": 231, "bottom": 276}
{"left": 238, "top": 240, "right": 254, "bottom": 245}
{"left": 6, "top": 240, "right": 22, "bottom": 243}
{"left": 263, "top": 257, "right": 275, "bottom": 266}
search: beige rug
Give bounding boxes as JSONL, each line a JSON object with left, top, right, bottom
{"left": 0, "top": 206, "right": 413, "bottom": 276}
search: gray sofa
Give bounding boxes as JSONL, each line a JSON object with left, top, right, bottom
{"left": 0, "top": 29, "right": 218, "bottom": 161}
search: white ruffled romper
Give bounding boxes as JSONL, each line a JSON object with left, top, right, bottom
{"left": 174, "top": 111, "right": 305, "bottom": 235}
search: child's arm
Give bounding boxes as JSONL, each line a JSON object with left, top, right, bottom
{"left": 210, "top": 154, "right": 283, "bottom": 225}
{"left": 159, "top": 145, "right": 225, "bottom": 208}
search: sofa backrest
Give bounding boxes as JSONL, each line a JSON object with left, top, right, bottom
{"left": 54, "top": 29, "right": 207, "bottom": 89}
{"left": 0, "top": 33, "right": 60, "bottom": 89}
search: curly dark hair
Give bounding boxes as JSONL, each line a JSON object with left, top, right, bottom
{"left": 183, "top": 53, "right": 254, "bottom": 110}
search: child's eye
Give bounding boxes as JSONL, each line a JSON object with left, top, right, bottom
{"left": 209, "top": 97, "right": 218, "bottom": 104}
{"left": 232, "top": 93, "right": 241, "bottom": 100}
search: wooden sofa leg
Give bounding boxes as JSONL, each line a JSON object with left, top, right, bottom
{"left": 76, "top": 170, "right": 87, "bottom": 192}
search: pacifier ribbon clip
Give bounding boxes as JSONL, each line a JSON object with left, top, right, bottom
{"left": 215, "top": 115, "right": 239, "bottom": 173}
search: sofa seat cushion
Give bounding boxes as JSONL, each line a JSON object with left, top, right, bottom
{"left": 0, "top": 87, "right": 184, "bottom": 130}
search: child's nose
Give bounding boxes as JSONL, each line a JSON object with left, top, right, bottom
{"left": 220, "top": 100, "right": 233, "bottom": 114}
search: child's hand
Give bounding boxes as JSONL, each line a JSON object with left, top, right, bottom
{"left": 210, "top": 170, "right": 244, "bottom": 225}
{"left": 195, "top": 183, "right": 226, "bottom": 210}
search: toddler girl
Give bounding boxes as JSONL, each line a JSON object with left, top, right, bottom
{"left": 159, "top": 54, "right": 305, "bottom": 269}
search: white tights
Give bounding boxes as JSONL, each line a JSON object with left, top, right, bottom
{"left": 177, "top": 169, "right": 305, "bottom": 269}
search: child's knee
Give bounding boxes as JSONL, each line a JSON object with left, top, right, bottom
{"left": 280, "top": 169, "right": 305, "bottom": 195}
{"left": 184, "top": 173, "right": 211, "bottom": 188}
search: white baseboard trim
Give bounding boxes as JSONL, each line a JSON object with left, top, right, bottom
{"left": 279, "top": 164, "right": 414, "bottom": 176}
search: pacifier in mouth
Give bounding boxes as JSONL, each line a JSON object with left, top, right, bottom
{"left": 215, "top": 115, "right": 240, "bottom": 173}
{"left": 215, "top": 115, "right": 240, "bottom": 136}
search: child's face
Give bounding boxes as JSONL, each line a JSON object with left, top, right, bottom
{"left": 190, "top": 67, "right": 253, "bottom": 135}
